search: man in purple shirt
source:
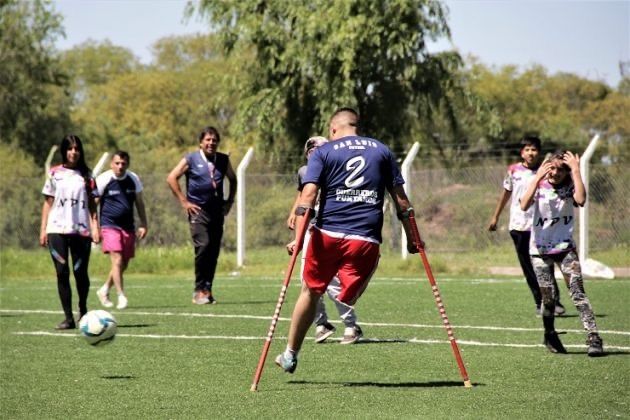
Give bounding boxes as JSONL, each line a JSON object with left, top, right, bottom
{"left": 276, "top": 108, "right": 419, "bottom": 373}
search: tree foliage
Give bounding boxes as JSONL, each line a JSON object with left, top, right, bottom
{"left": 466, "top": 61, "right": 630, "bottom": 160}
{"left": 192, "top": 0, "right": 488, "bottom": 162}
{"left": 60, "top": 40, "right": 141, "bottom": 102}
{"left": 0, "top": 0, "right": 71, "bottom": 163}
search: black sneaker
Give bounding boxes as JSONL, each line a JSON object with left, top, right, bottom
{"left": 543, "top": 331, "right": 567, "bottom": 354}
{"left": 314, "top": 322, "right": 336, "bottom": 343}
{"left": 587, "top": 333, "right": 604, "bottom": 357}
{"left": 55, "top": 319, "right": 76, "bottom": 330}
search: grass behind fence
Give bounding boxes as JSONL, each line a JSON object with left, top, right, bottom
{"left": 2, "top": 243, "right": 627, "bottom": 281}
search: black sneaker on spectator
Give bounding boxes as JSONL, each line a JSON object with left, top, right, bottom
{"left": 543, "top": 331, "right": 567, "bottom": 354}
{"left": 587, "top": 333, "right": 604, "bottom": 357}
{"left": 55, "top": 319, "right": 76, "bottom": 330}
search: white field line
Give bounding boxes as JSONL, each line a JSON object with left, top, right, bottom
{"left": 2, "top": 308, "right": 630, "bottom": 336}
{"left": 10, "top": 331, "right": 630, "bottom": 351}
{"left": 0, "top": 277, "right": 542, "bottom": 292}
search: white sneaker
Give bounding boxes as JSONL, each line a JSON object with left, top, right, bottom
{"left": 96, "top": 287, "right": 113, "bottom": 308}
{"left": 117, "top": 294, "right": 128, "bottom": 310}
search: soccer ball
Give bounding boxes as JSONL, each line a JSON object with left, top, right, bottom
{"left": 79, "top": 310, "right": 117, "bottom": 346}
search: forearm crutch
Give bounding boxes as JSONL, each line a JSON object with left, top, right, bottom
{"left": 250, "top": 208, "right": 312, "bottom": 392}
{"left": 407, "top": 210, "right": 472, "bottom": 388}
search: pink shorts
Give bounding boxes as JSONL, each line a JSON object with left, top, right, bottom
{"left": 101, "top": 228, "right": 136, "bottom": 260}
{"left": 303, "top": 228, "right": 380, "bottom": 305}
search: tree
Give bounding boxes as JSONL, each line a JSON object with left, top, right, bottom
{"left": 0, "top": 0, "right": 71, "bottom": 163}
{"left": 192, "top": 0, "right": 484, "bottom": 163}
{"left": 60, "top": 40, "right": 141, "bottom": 102}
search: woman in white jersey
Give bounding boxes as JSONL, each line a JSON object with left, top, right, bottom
{"left": 40, "top": 135, "right": 100, "bottom": 330}
{"left": 520, "top": 151, "right": 603, "bottom": 357}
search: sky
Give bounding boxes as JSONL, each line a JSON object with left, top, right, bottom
{"left": 53, "top": 0, "right": 629, "bottom": 87}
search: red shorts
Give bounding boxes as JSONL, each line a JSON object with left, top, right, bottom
{"left": 303, "top": 228, "right": 380, "bottom": 305}
{"left": 101, "top": 227, "right": 136, "bottom": 260}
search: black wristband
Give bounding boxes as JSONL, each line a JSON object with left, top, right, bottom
{"left": 295, "top": 205, "right": 312, "bottom": 216}
{"left": 397, "top": 207, "right": 414, "bottom": 221}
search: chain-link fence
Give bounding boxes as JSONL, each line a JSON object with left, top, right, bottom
{"left": 2, "top": 162, "right": 628, "bottom": 268}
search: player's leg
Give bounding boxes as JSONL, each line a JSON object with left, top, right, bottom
{"left": 512, "top": 230, "right": 564, "bottom": 315}
{"left": 558, "top": 251, "right": 603, "bottom": 356}
{"left": 532, "top": 255, "right": 566, "bottom": 353}
{"left": 97, "top": 228, "right": 120, "bottom": 308}
{"left": 510, "top": 230, "right": 542, "bottom": 312}
{"left": 68, "top": 234, "right": 92, "bottom": 320}
{"left": 300, "top": 228, "right": 334, "bottom": 342}
{"left": 326, "top": 276, "right": 361, "bottom": 344}
{"left": 189, "top": 209, "right": 212, "bottom": 304}
{"left": 47, "top": 234, "right": 74, "bottom": 328}
{"left": 114, "top": 229, "right": 135, "bottom": 309}
{"left": 276, "top": 284, "right": 323, "bottom": 373}
{"left": 276, "top": 229, "right": 339, "bottom": 372}
{"left": 204, "top": 212, "right": 224, "bottom": 302}
{"left": 335, "top": 238, "right": 380, "bottom": 344}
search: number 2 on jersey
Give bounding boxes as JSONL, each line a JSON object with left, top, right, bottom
{"left": 344, "top": 156, "right": 365, "bottom": 188}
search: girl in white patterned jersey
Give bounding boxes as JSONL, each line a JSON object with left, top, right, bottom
{"left": 520, "top": 151, "right": 603, "bottom": 357}
{"left": 488, "top": 136, "right": 563, "bottom": 316}
{"left": 40, "top": 135, "right": 100, "bottom": 330}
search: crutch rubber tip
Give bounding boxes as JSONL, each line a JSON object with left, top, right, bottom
{"left": 250, "top": 384, "right": 258, "bottom": 392}
{"left": 464, "top": 380, "right": 473, "bottom": 388}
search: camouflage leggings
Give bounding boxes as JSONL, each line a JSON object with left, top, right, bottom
{"left": 532, "top": 250, "right": 598, "bottom": 333}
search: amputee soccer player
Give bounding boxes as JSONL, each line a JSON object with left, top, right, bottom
{"left": 276, "top": 107, "right": 420, "bottom": 373}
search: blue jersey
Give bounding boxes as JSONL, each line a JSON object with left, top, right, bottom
{"left": 96, "top": 170, "right": 143, "bottom": 232}
{"left": 185, "top": 151, "right": 229, "bottom": 209}
{"left": 303, "top": 136, "right": 404, "bottom": 242}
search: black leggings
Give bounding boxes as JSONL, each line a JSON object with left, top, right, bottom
{"left": 47, "top": 234, "right": 92, "bottom": 320}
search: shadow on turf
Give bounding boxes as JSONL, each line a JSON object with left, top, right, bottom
{"left": 289, "top": 380, "right": 481, "bottom": 388}
{"left": 101, "top": 375, "right": 134, "bottom": 380}
{"left": 117, "top": 324, "right": 156, "bottom": 329}
{"left": 565, "top": 350, "right": 629, "bottom": 357}
{"left": 215, "top": 300, "right": 277, "bottom": 305}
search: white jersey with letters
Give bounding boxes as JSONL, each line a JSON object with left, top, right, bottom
{"left": 503, "top": 162, "right": 537, "bottom": 231}
{"left": 529, "top": 179, "right": 577, "bottom": 256}
{"left": 42, "top": 165, "right": 98, "bottom": 237}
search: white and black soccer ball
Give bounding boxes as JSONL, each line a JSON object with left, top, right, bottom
{"left": 79, "top": 310, "right": 117, "bottom": 346}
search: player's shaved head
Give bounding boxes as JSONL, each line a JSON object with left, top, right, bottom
{"left": 330, "top": 107, "right": 359, "bottom": 127}
{"left": 329, "top": 107, "right": 359, "bottom": 139}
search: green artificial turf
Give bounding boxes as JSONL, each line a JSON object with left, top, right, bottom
{"left": 1, "top": 273, "right": 629, "bottom": 419}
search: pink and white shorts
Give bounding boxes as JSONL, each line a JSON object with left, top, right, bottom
{"left": 101, "top": 227, "right": 136, "bottom": 260}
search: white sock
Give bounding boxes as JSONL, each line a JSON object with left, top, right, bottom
{"left": 284, "top": 347, "right": 297, "bottom": 358}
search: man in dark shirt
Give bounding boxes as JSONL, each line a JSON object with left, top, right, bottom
{"left": 167, "top": 127, "right": 237, "bottom": 304}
